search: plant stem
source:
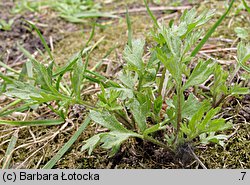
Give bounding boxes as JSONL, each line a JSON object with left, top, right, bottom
{"left": 59, "top": 83, "right": 71, "bottom": 96}
{"left": 213, "top": 94, "right": 227, "bottom": 108}
{"left": 228, "top": 65, "right": 240, "bottom": 85}
{"left": 191, "top": 0, "right": 236, "bottom": 57}
{"left": 144, "top": 135, "right": 174, "bottom": 153}
{"left": 174, "top": 84, "right": 182, "bottom": 144}
{"left": 43, "top": 116, "right": 91, "bottom": 169}
{"left": 158, "top": 67, "right": 167, "bottom": 97}
{"left": 137, "top": 74, "right": 144, "bottom": 91}
{"left": 0, "top": 99, "right": 22, "bottom": 114}
{"left": 114, "top": 110, "right": 133, "bottom": 129}
{"left": 76, "top": 99, "right": 96, "bottom": 109}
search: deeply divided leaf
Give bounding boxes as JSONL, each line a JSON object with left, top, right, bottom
{"left": 89, "top": 110, "right": 128, "bottom": 132}
{"left": 183, "top": 59, "right": 214, "bottom": 90}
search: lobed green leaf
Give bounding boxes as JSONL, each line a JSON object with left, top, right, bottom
{"left": 183, "top": 59, "right": 214, "bottom": 90}
{"left": 89, "top": 110, "right": 128, "bottom": 132}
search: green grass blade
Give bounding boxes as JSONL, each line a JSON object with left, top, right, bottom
{"left": 58, "top": 15, "right": 87, "bottom": 23}
{"left": 89, "top": 45, "right": 116, "bottom": 72}
{"left": 72, "top": 53, "right": 84, "bottom": 100}
{"left": 84, "top": 70, "right": 120, "bottom": 87}
{"left": 83, "top": 34, "right": 105, "bottom": 76}
{"left": 191, "top": 0, "right": 235, "bottom": 57}
{"left": 25, "top": 20, "right": 54, "bottom": 62}
{"left": 55, "top": 74, "right": 63, "bottom": 91}
{"left": 18, "top": 45, "right": 52, "bottom": 87}
{"left": 18, "top": 43, "right": 40, "bottom": 64}
{"left": 0, "top": 118, "right": 64, "bottom": 126}
{"left": 0, "top": 99, "right": 22, "bottom": 114}
{"left": 83, "top": 53, "right": 90, "bottom": 75}
{"left": 18, "top": 60, "right": 34, "bottom": 81}
{"left": 0, "top": 72, "right": 15, "bottom": 84}
{"left": 126, "top": 8, "right": 132, "bottom": 48}
{"left": 85, "top": 24, "right": 95, "bottom": 48}
{"left": 82, "top": 74, "right": 104, "bottom": 84}
{"left": 2, "top": 130, "right": 19, "bottom": 169}
{"left": 0, "top": 61, "right": 20, "bottom": 74}
{"left": 144, "top": 0, "right": 159, "bottom": 28}
{"left": 238, "top": 60, "right": 250, "bottom": 72}
{"left": 54, "top": 55, "right": 79, "bottom": 77}
{"left": 53, "top": 47, "right": 91, "bottom": 77}
{"left": 85, "top": 70, "right": 107, "bottom": 80}
{"left": 0, "top": 102, "right": 36, "bottom": 117}
{"left": 242, "top": 0, "right": 250, "bottom": 13}
{"left": 89, "top": 36, "right": 105, "bottom": 54}
{"left": 43, "top": 116, "right": 91, "bottom": 169}
{"left": 18, "top": 44, "right": 67, "bottom": 98}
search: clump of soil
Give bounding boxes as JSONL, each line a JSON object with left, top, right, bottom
{"left": 50, "top": 135, "right": 199, "bottom": 169}
{"left": 0, "top": 0, "right": 78, "bottom": 66}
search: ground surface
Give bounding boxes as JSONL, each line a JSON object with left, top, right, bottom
{"left": 0, "top": 0, "right": 249, "bottom": 169}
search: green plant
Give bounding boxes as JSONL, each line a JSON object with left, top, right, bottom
{"left": 12, "top": 0, "right": 117, "bottom": 23}
{"left": 0, "top": 20, "right": 121, "bottom": 167}
{"left": 242, "top": 0, "right": 250, "bottom": 14}
{"left": 81, "top": 0, "right": 249, "bottom": 157}
{"left": 233, "top": 17, "right": 250, "bottom": 76}
{"left": 230, "top": 27, "right": 250, "bottom": 79}
{"left": 12, "top": 0, "right": 45, "bottom": 13}
{"left": 0, "top": 21, "right": 115, "bottom": 126}
{"left": 234, "top": 27, "right": 249, "bottom": 40}
{"left": 42, "top": 116, "right": 91, "bottom": 169}
{"left": 236, "top": 41, "right": 250, "bottom": 73}
{"left": 53, "top": 0, "right": 118, "bottom": 23}
{"left": 1, "top": 0, "right": 248, "bottom": 168}
{"left": 0, "top": 19, "right": 14, "bottom": 31}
